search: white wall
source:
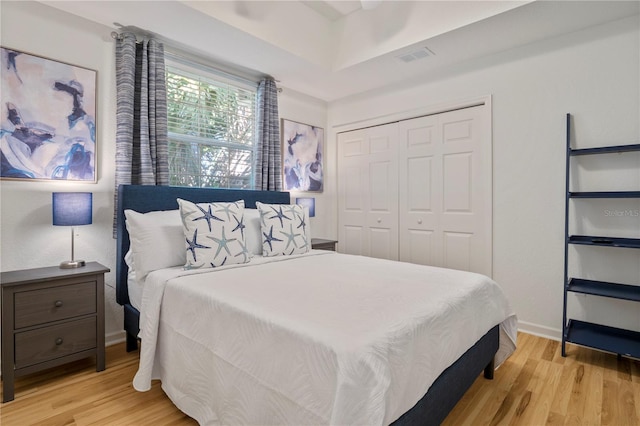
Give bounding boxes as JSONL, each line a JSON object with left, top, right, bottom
{"left": 327, "top": 15, "right": 640, "bottom": 339}
{"left": 277, "top": 88, "right": 331, "bottom": 239}
{"left": 0, "top": 1, "right": 329, "bottom": 346}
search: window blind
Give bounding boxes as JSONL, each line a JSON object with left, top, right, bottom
{"left": 165, "top": 63, "right": 257, "bottom": 189}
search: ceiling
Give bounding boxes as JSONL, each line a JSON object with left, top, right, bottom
{"left": 41, "top": 1, "right": 639, "bottom": 103}
{"left": 301, "top": 0, "right": 363, "bottom": 20}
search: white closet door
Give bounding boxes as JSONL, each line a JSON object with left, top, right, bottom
{"left": 399, "top": 105, "right": 492, "bottom": 276}
{"left": 337, "top": 123, "right": 399, "bottom": 260}
{"left": 398, "top": 114, "right": 442, "bottom": 267}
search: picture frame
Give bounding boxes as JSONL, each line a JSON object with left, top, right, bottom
{"left": 281, "top": 118, "right": 324, "bottom": 192}
{"left": 1, "top": 47, "right": 97, "bottom": 182}
{"left": 295, "top": 197, "right": 316, "bottom": 217}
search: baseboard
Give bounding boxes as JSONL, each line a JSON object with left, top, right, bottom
{"left": 106, "top": 330, "right": 127, "bottom": 347}
{"left": 518, "top": 320, "right": 562, "bottom": 342}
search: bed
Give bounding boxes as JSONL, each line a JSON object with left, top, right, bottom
{"left": 115, "top": 184, "right": 517, "bottom": 425}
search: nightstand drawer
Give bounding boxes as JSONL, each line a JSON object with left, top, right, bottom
{"left": 14, "top": 282, "right": 96, "bottom": 329}
{"left": 311, "top": 238, "right": 338, "bottom": 251}
{"left": 14, "top": 317, "right": 97, "bottom": 368}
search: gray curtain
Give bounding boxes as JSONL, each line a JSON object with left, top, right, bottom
{"left": 113, "top": 33, "right": 169, "bottom": 236}
{"left": 255, "top": 78, "right": 282, "bottom": 191}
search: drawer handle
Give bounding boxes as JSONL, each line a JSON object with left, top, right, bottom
{"left": 55, "top": 338, "right": 64, "bottom": 346}
{"left": 54, "top": 300, "right": 63, "bottom": 308}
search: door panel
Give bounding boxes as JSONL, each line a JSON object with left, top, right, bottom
{"left": 400, "top": 105, "right": 491, "bottom": 275}
{"left": 343, "top": 225, "right": 364, "bottom": 256}
{"left": 443, "top": 231, "right": 472, "bottom": 271}
{"left": 338, "top": 123, "right": 398, "bottom": 260}
{"left": 399, "top": 114, "right": 442, "bottom": 267}
{"left": 443, "top": 152, "right": 472, "bottom": 213}
{"left": 406, "top": 229, "right": 435, "bottom": 265}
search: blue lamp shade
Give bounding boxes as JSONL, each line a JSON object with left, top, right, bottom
{"left": 53, "top": 192, "right": 93, "bottom": 226}
{"left": 296, "top": 197, "right": 315, "bottom": 218}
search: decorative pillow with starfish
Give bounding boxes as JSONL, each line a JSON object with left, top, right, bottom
{"left": 256, "top": 202, "right": 311, "bottom": 257}
{"left": 177, "top": 198, "right": 250, "bottom": 269}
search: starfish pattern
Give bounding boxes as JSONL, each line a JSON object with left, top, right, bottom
{"left": 235, "top": 239, "right": 250, "bottom": 263}
{"left": 193, "top": 204, "right": 224, "bottom": 232}
{"left": 258, "top": 207, "right": 270, "bottom": 226}
{"left": 215, "top": 203, "right": 236, "bottom": 221}
{"left": 186, "top": 228, "right": 211, "bottom": 262}
{"left": 211, "top": 257, "right": 227, "bottom": 268}
{"left": 280, "top": 223, "right": 301, "bottom": 251}
{"left": 284, "top": 205, "right": 298, "bottom": 217}
{"left": 208, "top": 227, "right": 237, "bottom": 258}
{"left": 262, "top": 225, "right": 283, "bottom": 252}
{"left": 268, "top": 206, "right": 291, "bottom": 228}
{"left": 232, "top": 215, "right": 246, "bottom": 239}
{"left": 296, "top": 212, "right": 307, "bottom": 233}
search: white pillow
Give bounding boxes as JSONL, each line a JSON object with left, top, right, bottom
{"left": 124, "top": 249, "right": 136, "bottom": 281}
{"left": 244, "top": 208, "right": 262, "bottom": 256}
{"left": 124, "top": 250, "right": 143, "bottom": 309}
{"left": 177, "top": 198, "right": 250, "bottom": 269}
{"left": 124, "top": 209, "right": 185, "bottom": 283}
{"left": 256, "top": 202, "right": 311, "bottom": 257}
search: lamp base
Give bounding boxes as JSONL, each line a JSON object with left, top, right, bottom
{"left": 60, "top": 260, "right": 86, "bottom": 269}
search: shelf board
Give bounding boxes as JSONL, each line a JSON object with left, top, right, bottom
{"left": 570, "top": 144, "right": 640, "bottom": 156}
{"left": 568, "top": 278, "right": 640, "bottom": 302}
{"left": 570, "top": 191, "right": 640, "bottom": 198}
{"left": 565, "top": 320, "right": 640, "bottom": 359}
{"left": 568, "top": 235, "right": 640, "bottom": 249}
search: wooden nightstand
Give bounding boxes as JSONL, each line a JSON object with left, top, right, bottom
{"left": 1, "top": 262, "right": 109, "bottom": 402}
{"left": 311, "top": 238, "right": 338, "bottom": 251}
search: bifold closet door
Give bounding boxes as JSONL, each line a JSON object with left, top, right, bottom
{"left": 337, "top": 123, "right": 399, "bottom": 260}
{"left": 399, "top": 106, "right": 492, "bottom": 276}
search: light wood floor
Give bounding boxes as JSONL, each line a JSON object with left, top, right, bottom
{"left": 1, "top": 332, "right": 639, "bottom": 425}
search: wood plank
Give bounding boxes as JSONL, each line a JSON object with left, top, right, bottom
{"left": 488, "top": 358, "right": 538, "bottom": 425}
{"left": 618, "top": 374, "right": 639, "bottom": 426}
{"left": 516, "top": 358, "right": 561, "bottom": 425}
{"left": 601, "top": 379, "right": 619, "bottom": 426}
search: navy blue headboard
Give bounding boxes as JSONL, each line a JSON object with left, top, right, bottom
{"left": 115, "top": 185, "right": 290, "bottom": 307}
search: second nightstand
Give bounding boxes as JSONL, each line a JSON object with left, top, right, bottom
{"left": 311, "top": 238, "right": 338, "bottom": 251}
{"left": 1, "top": 262, "right": 109, "bottom": 402}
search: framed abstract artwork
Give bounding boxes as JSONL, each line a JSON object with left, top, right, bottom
{"left": 281, "top": 119, "right": 324, "bottom": 192}
{"left": 1, "top": 47, "right": 97, "bottom": 182}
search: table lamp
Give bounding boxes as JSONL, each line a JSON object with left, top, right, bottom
{"left": 52, "top": 192, "right": 92, "bottom": 268}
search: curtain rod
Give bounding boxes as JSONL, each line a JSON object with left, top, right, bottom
{"left": 109, "top": 26, "right": 282, "bottom": 93}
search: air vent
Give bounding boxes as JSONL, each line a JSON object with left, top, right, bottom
{"left": 396, "top": 47, "right": 435, "bottom": 63}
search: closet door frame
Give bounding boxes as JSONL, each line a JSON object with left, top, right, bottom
{"left": 335, "top": 96, "right": 493, "bottom": 276}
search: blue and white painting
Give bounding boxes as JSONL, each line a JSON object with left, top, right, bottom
{"left": 282, "top": 119, "right": 323, "bottom": 192}
{"left": 1, "top": 47, "right": 96, "bottom": 181}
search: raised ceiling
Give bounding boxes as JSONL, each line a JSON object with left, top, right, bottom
{"left": 41, "top": 1, "right": 639, "bottom": 102}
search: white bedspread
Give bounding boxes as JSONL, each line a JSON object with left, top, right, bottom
{"left": 134, "top": 251, "right": 517, "bottom": 425}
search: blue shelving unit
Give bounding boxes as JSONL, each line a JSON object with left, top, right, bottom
{"left": 562, "top": 113, "right": 640, "bottom": 359}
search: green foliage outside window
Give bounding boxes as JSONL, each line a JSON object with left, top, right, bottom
{"left": 166, "top": 65, "right": 256, "bottom": 188}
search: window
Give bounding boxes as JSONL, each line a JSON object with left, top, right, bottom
{"left": 165, "top": 60, "right": 256, "bottom": 188}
